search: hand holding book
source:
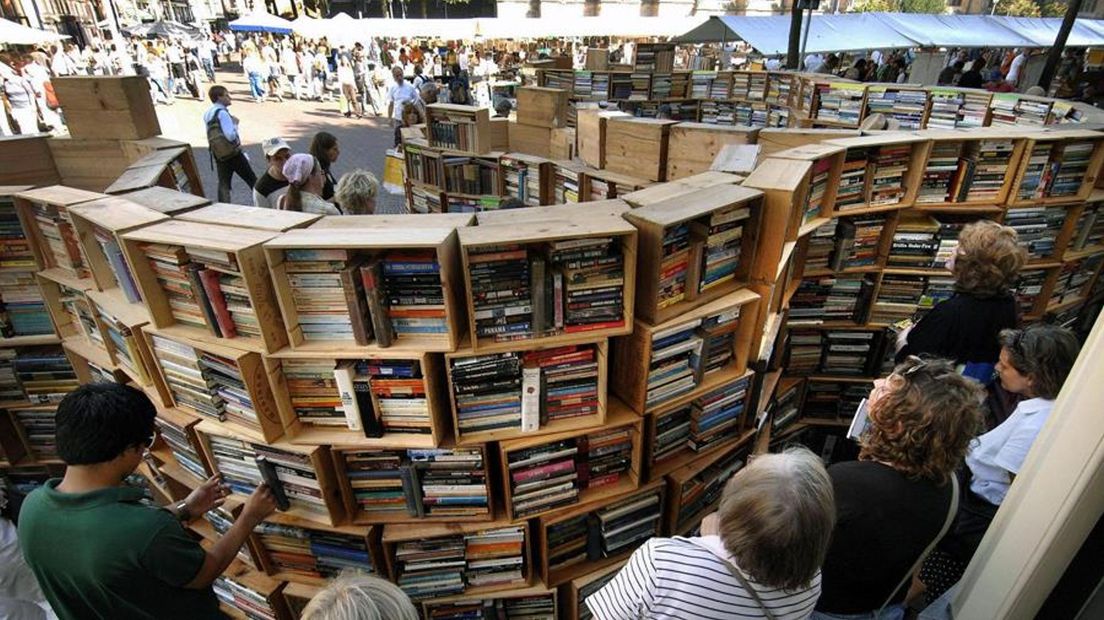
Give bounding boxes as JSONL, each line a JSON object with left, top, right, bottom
{"left": 181, "top": 474, "right": 231, "bottom": 519}
{"left": 239, "top": 483, "right": 279, "bottom": 527}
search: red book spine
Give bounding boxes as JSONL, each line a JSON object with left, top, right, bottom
{"left": 197, "top": 268, "right": 236, "bottom": 338}
{"left": 511, "top": 458, "right": 575, "bottom": 484}
{"left": 564, "top": 320, "right": 624, "bottom": 334}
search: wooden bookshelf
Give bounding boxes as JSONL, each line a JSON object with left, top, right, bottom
{"left": 426, "top": 104, "right": 492, "bottom": 155}
{"left": 195, "top": 419, "right": 345, "bottom": 527}
{"left": 497, "top": 398, "right": 643, "bottom": 522}
{"left": 330, "top": 442, "right": 494, "bottom": 525}
{"left": 265, "top": 349, "right": 451, "bottom": 448}
{"left": 912, "top": 129, "right": 1027, "bottom": 209}
{"left": 666, "top": 123, "right": 760, "bottom": 181}
{"left": 144, "top": 326, "right": 286, "bottom": 443}
{"left": 13, "top": 185, "right": 107, "bottom": 277}
{"left": 823, "top": 134, "right": 933, "bottom": 213}
{"left": 535, "top": 478, "right": 665, "bottom": 587}
{"left": 263, "top": 227, "right": 465, "bottom": 354}
{"left": 1006, "top": 130, "right": 1104, "bottom": 207}
{"left": 743, "top": 158, "right": 828, "bottom": 284}
{"left": 422, "top": 581, "right": 558, "bottom": 618}
{"left": 603, "top": 117, "right": 678, "bottom": 183}
{"left": 212, "top": 558, "right": 292, "bottom": 620}
{"left": 457, "top": 218, "right": 637, "bottom": 353}
{"left": 178, "top": 204, "right": 321, "bottom": 232}
{"left": 561, "top": 559, "right": 625, "bottom": 620}
{"left": 112, "top": 186, "right": 210, "bottom": 216}
{"left": 445, "top": 337, "right": 609, "bottom": 446}
{"left": 664, "top": 436, "right": 752, "bottom": 535}
{"left": 66, "top": 195, "right": 168, "bottom": 297}
{"left": 625, "top": 184, "right": 762, "bottom": 324}
{"left": 104, "top": 146, "right": 204, "bottom": 197}
{"left": 85, "top": 288, "right": 161, "bottom": 395}
{"left": 309, "top": 213, "right": 475, "bottom": 230}
{"left": 252, "top": 512, "right": 383, "bottom": 586}
{"left": 120, "top": 220, "right": 287, "bottom": 353}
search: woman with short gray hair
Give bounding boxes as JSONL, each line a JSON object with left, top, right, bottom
{"left": 587, "top": 448, "right": 835, "bottom": 620}
{"left": 333, "top": 169, "right": 380, "bottom": 215}
{"left": 301, "top": 572, "right": 418, "bottom": 620}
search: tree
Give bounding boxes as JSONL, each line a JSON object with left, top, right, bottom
{"left": 995, "top": 0, "right": 1043, "bottom": 16}
{"left": 526, "top": 0, "right": 540, "bottom": 17}
{"left": 852, "top": 0, "right": 946, "bottom": 12}
{"left": 1041, "top": 0, "right": 1068, "bottom": 16}
{"left": 724, "top": 0, "right": 748, "bottom": 14}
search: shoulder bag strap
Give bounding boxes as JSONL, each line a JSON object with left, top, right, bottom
{"left": 720, "top": 559, "right": 777, "bottom": 620}
{"left": 875, "top": 475, "right": 960, "bottom": 618}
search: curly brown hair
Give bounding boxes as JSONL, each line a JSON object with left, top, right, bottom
{"left": 952, "top": 220, "right": 1027, "bottom": 298}
{"left": 859, "top": 357, "right": 984, "bottom": 484}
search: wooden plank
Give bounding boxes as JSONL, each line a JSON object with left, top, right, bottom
{"left": 475, "top": 200, "right": 631, "bottom": 226}
{"left": 0, "top": 135, "right": 60, "bottom": 186}
{"left": 516, "top": 86, "right": 569, "bottom": 128}
{"left": 459, "top": 215, "right": 635, "bottom": 246}
{"left": 756, "top": 127, "right": 862, "bottom": 157}
{"left": 68, "top": 196, "right": 169, "bottom": 232}
{"left": 122, "top": 220, "right": 280, "bottom": 252}
{"left": 627, "top": 184, "right": 764, "bottom": 227}
{"left": 619, "top": 171, "right": 742, "bottom": 209}
{"left": 508, "top": 121, "right": 554, "bottom": 159}
{"left": 15, "top": 184, "right": 106, "bottom": 207}
{"left": 104, "top": 164, "right": 166, "bottom": 194}
{"left": 264, "top": 226, "right": 453, "bottom": 249}
{"left": 604, "top": 117, "right": 678, "bottom": 183}
{"left": 576, "top": 108, "right": 630, "bottom": 169}
{"left": 118, "top": 186, "right": 210, "bottom": 215}
{"left": 178, "top": 203, "right": 321, "bottom": 232}
{"left": 667, "top": 122, "right": 760, "bottom": 181}
{"left": 53, "top": 76, "right": 160, "bottom": 140}
{"left": 308, "top": 213, "right": 475, "bottom": 229}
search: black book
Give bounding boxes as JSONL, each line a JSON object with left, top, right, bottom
{"left": 585, "top": 514, "right": 604, "bottom": 561}
{"left": 186, "top": 263, "right": 221, "bottom": 337}
{"left": 400, "top": 463, "right": 425, "bottom": 517}
{"left": 354, "top": 381, "right": 383, "bottom": 438}
{"left": 255, "top": 456, "right": 290, "bottom": 510}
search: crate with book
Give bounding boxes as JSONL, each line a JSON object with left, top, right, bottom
{"left": 104, "top": 146, "right": 204, "bottom": 197}
{"left": 263, "top": 227, "right": 465, "bottom": 354}
{"left": 12, "top": 186, "right": 107, "bottom": 285}
{"left": 1067, "top": 192, "right": 1104, "bottom": 257}
{"left": 744, "top": 144, "right": 845, "bottom": 242}
{"left": 500, "top": 153, "right": 552, "bottom": 206}
{"left": 823, "top": 134, "right": 931, "bottom": 213}
{"left": 497, "top": 399, "right": 642, "bottom": 521}
{"left": 266, "top": 351, "right": 449, "bottom": 448}
{"left": 0, "top": 345, "right": 77, "bottom": 407}
{"left": 177, "top": 203, "right": 321, "bottom": 233}
{"left": 422, "top": 582, "right": 557, "bottom": 619}
{"left": 427, "top": 105, "right": 492, "bottom": 155}
{"left": 581, "top": 169, "right": 651, "bottom": 202}
{"left": 445, "top": 339, "right": 608, "bottom": 445}
{"left": 925, "top": 88, "right": 992, "bottom": 129}
{"left": 536, "top": 478, "right": 665, "bottom": 587}
{"left": 86, "top": 288, "right": 160, "bottom": 391}
{"left": 148, "top": 405, "right": 209, "bottom": 489}
{"left": 913, "top": 131, "right": 1024, "bottom": 208}
{"left": 381, "top": 521, "right": 530, "bottom": 602}
{"left": 663, "top": 438, "right": 750, "bottom": 535}
{"left": 457, "top": 218, "right": 637, "bottom": 352}
{"left": 252, "top": 513, "right": 381, "bottom": 586}
{"left": 195, "top": 420, "right": 345, "bottom": 526}
{"left": 810, "top": 82, "right": 867, "bottom": 128}
{"left": 1044, "top": 253, "right": 1104, "bottom": 314}
{"left": 625, "top": 184, "right": 762, "bottom": 324}
{"left": 784, "top": 325, "right": 890, "bottom": 378}
{"left": 551, "top": 160, "right": 588, "bottom": 204}
{"left": 767, "top": 376, "right": 805, "bottom": 432}
{"left": 120, "top": 220, "right": 287, "bottom": 353}
{"left": 561, "top": 560, "right": 624, "bottom": 620}
{"left": 1007, "top": 130, "right": 1104, "bottom": 207}
{"left": 0, "top": 187, "right": 56, "bottom": 343}
{"left": 60, "top": 338, "right": 120, "bottom": 386}
{"left": 35, "top": 271, "right": 99, "bottom": 346}
{"left": 863, "top": 84, "right": 929, "bottom": 130}
{"left": 144, "top": 326, "right": 285, "bottom": 442}
{"left": 989, "top": 93, "right": 1052, "bottom": 126}
{"left": 211, "top": 560, "right": 291, "bottom": 620}
{"left": 330, "top": 443, "right": 493, "bottom": 524}
{"left": 1003, "top": 205, "right": 1071, "bottom": 263}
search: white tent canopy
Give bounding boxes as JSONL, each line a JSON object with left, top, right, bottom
{"left": 675, "top": 14, "right": 918, "bottom": 54}
{"left": 875, "top": 13, "right": 1034, "bottom": 48}
{"left": 0, "top": 18, "right": 69, "bottom": 45}
{"left": 988, "top": 16, "right": 1104, "bottom": 48}
{"left": 229, "top": 10, "right": 294, "bottom": 34}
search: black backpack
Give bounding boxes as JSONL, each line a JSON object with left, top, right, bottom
{"left": 206, "top": 107, "right": 240, "bottom": 162}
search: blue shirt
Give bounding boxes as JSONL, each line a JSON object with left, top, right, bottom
{"left": 203, "top": 103, "right": 238, "bottom": 144}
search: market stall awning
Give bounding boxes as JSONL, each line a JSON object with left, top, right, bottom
{"left": 229, "top": 11, "right": 293, "bottom": 34}
{"left": 675, "top": 14, "right": 917, "bottom": 55}
{"left": 0, "top": 18, "right": 69, "bottom": 45}
{"left": 988, "top": 16, "right": 1104, "bottom": 48}
{"left": 875, "top": 13, "right": 1034, "bottom": 48}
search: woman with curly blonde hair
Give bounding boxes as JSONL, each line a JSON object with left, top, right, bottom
{"left": 896, "top": 220, "right": 1027, "bottom": 382}
{"left": 813, "top": 356, "right": 984, "bottom": 620}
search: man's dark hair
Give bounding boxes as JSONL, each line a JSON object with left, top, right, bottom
{"left": 56, "top": 383, "right": 157, "bottom": 465}
{"left": 953, "top": 60, "right": 965, "bottom": 71}
{"left": 414, "top": 64, "right": 423, "bottom": 75}
{"left": 208, "top": 84, "right": 228, "bottom": 103}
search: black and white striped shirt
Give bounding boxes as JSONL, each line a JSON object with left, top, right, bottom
{"left": 586, "top": 536, "right": 821, "bottom": 620}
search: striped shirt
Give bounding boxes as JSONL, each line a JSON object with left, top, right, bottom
{"left": 586, "top": 536, "right": 820, "bottom": 620}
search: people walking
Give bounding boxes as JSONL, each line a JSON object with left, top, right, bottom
{"left": 203, "top": 85, "right": 258, "bottom": 203}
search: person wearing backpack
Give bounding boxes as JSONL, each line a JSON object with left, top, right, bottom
{"left": 203, "top": 85, "right": 257, "bottom": 203}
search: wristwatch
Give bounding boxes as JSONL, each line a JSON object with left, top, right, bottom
{"left": 174, "top": 500, "right": 191, "bottom": 522}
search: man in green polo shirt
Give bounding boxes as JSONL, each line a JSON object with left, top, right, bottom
{"left": 17, "top": 383, "right": 277, "bottom": 620}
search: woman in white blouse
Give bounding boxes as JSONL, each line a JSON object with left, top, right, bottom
{"left": 279, "top": 154, "right": 341, "bottom": 216}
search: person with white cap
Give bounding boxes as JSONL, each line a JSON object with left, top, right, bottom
{"left": 252, "top": 136, "right": 292, "bottom": 209}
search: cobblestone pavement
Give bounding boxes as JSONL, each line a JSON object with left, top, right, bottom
{"left": 153, "top": 67, "right": 406, "bottom": 214}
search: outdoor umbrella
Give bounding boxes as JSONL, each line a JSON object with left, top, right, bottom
{"left": 229, "top": 11, "right": 294, "bottom": 35}
{"left": 123, "top": 20, "right": 203, "bottom": 40}
{"left": 0, "top": 18, "right": 69, "bottom": 46}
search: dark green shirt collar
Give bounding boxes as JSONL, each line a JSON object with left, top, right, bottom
{"left": 41, "top": 478, "right": 147, "bottom": 510}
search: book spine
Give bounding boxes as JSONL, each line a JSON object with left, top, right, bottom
{"left": 520, "top": 365, "right": 541, "bottom": 433}
{"left": 360, "top": 259, "right": 393, "bottom": 347}
{"left": 198, "top": 269, "right": 237, "bottom": 339}
{"left": 187, "top": 264, "right": 222, "bottom": 338}
{"left": 340, "top": 262, "right": 373, "bottom": 346}
{"left": 354, "top": 381, "right": 383, "bottom": 438}
{"left": 333, "top": 363, "right": 362, "bottom": 431}
{"left": 255, "top": 456, "right": 290, "bottom": 511}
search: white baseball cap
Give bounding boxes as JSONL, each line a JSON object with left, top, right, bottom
{"left": 262, "top": 136, "right": 291, "bottom": 157}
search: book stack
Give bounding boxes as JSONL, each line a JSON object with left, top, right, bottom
{"left": 546, "top": 486, "right": 662, "bottom": 574}
{"left": 0, "top": 197, "right": 50, "bottom": 337}
{"left": 926, "top": 89, "right": 963, "bottom": 129}
{"left": 918, "top": 141, "right": 963, "bottom": 203}
{"left": 699, "top": 101, "right": 735, "bottom": 125}
{"left": 816, "top": 83, "right": 864, "bottom": 125}
{"left": 670, "top": 73, "right": 690, "bottom": 99}
{"left": 442, "top": 157, "right": 500, "bottom": 196}
{"left": 56, "top": 282, "right": 97, "bottom": 343}
{"left": 340, "top": 450, "right": 406, "bottom": 515}
{"left": 501, "top": 156, "right": 542, "bottom": 207}
{"left": 283, "top": 359, "right": 343, "bottom": 427}
{"left": 688, "top": 373, "right": 750, "bottom": 452}
{"left": 203, "top": 507, "right": 255, "bottom": 567}
{"left": 789, "top": 275, "right": 871, "bottom": 323}
{"left": 806, "top": 220, "right": 838, "bottom": 271}
{"left": 646, "top": 318, "right": 703, "bottom": 410}
{"left": 255, "top": 521, "right": 374, "bottom": 578}
{"left": 430, "top": 113, "right": 479, "bottom": 151}
{"left": 30, "top": 202, "right": 88, "bottom": 279}
{"left": 426, "top": 595, "right": 555, "bottom": 620}
{"left": 554, "top": 167, "right": 581, "bottom": 204}
{"left": 766, "top": 72, "right": 791, "bottom": 106}
{"left": 14, "top": 405, "right": 57, "bottom": 459}
{"left": 610, "top": 74, "right": 632, "bottom": 100}
{"left": 155, "top": 417, "right": 206, "bottom": 481}
{"left": 285, "top": 249, "right": 361, "bottom": 343}
{"left": 526, "top": 344, "right": 600, "bottom": 423}
{"left": 1050, "top": 140, "right": 1095, "bottom": 197}
{"left": 412, "top": 448, "right": 488, "bottom": 517}
{"left": 12, "top": 347, "right": 77, "bottom": 403}
{"left": 731, "top": 72, "right": 750, "bottom": 98}
{"left": 394, "top": 525, "right": 525, "bottom": 599}
{"left": 1014, "top": 98, "right": 1051, "bottom": 125}
{"left": 382, "top": 250, "right": 447, "bottom": 341}
{"left": 549, "top": 238, "right": 626, "bottom": 335}
{"left": 212, "top": 576, "right": 278, "bottom": 620}
{"left": 368, "top": 363, "right": 430, "bottom": 435}
{"left": 960, "top": 91, "right": 991, "bottom": 127}
{"left": 542, "top": 71, "right": 572, "bottom": 91}
{"left": 651, "top": 73, "right": 672, "bottom": 100}
{"left": 254, "top": 444, "right": 327, "bottom": 516}
{"left": 821, "top": 329, "right": 885, "bottom": 376}
{"left": 584, "top": 425, "right": 634, "bottom": 489}
{"left": 769, "top": 380, "right": 803, "bottom": 431}
{"left": 690, "top": 71, "right": 715, "bottom": 99}
{"left": 205, "top": 434, "right": 260, "bottom": 494}
{"left": 767, "top": 104, "right": 791, "bottom": 128}
{"left": 1017, "top": 143, "right": 1054, "bottom": 200}
{"left": 574, "top": 72, "right": 593, "bottom": 97}
{"left": 866, "top": 88, "right": 927, "bottom": 129}
{"left": 804, "top": 381, "right": 868, "bottom": 420}
{"left": 1071, "top": 204, "right": 1104, "bottom": 250}
{"left": 1005, "top": 207, "right": 1065, "bottom": 259}
{"left": 592, "top": 72, "right": 610, "bottom": 98}
{"left": 708, "top": 74, "right": 730, "bottom": 100}
{"left": 836, "top": 149, "right": 870, "bottom": 210}
{"left": 989, "top": 95, "right": 1017, "bottom": 125}
{"left": 836, "top": 216, "right": 885, "bottom": 269}
{"left": 697, "top": 204, "right": 748, "bottom": 293}
{"left": 1048, "top": 261, "right": 1080, "bottom": 306}
{"left": 785, "top": 329, "right": 823, "bottom": 374}
{"left": 657, "top": 224, "right": 690, "bottom": 309}
{"left": 1065, "top": 255, "right": 1103, "bottom": 302}
{"left": 803, "top": 157, "right": 833, "bottom": 225}
{"left": 918, "top": 276, "right": 956, "bottom": 315}
{"left": 888, "top": 215, "right": 940, "bottom": 268}
{"left": 410, "top": 186, "right": 444, "bottom": 214}
{"left": 450, "top": 352, "right": 522, "bottom": 434}
{"left": 201, "top": 350, "right": 257, "bottom": 429}
{"left": 651, "top": 405, "right": 691, "bottom": 466}
{"left": 149, "top": 333, "right": 224, "bottom": 422}
{"left": 749, "top": 72, "right": 767, "bottom": 100}
{"left": 169, "top": 159, "right": 191, "bottom": 193}
{"left": 1015, "top": 270, "right": 1047, "bottom": 315}
{"left": 674, "top": 448, "right": 745, "bottom": 532}
{"left": 589, "top": 178, "right": 612, "bottom": 201}
{"left": 932, "top": 219, "right": 970, "bottom": 269}
{"left": 0, "top": 349, "right": 17, "bottom": 401}
{"left": 870, "top": 274, "right": 927, "bottom": 324}
{"left": 869, "top": 145, "right": 911, "bottom": 206}
{"left": 507, "top": 438, "right": 582, "bottom": 517}
{"left": 958, "top": 139, "right": 1012, "bottom": 203}
{"left": 468, "top": 245, "right": 532, "bottom": 341}
{"left": 97, "top": 309, "right": 148, "bottom": 383}
{"left": 403, "top": 143, "right": 441, "bottom": 187}
{"left": 447, "top": 195, "right": 503, "bottom": 213}
{"left": 142, "top": 244, "right": 204, "bottom": 330}
{"left": 93, "top": 226, "right": 141, "bottom": 302}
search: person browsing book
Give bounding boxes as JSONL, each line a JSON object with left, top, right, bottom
{"left": 252, "top": 135, "right": 291, "bottom": 209}
{"left": 17, "top": 383, "right": 277, "bottom": 620}
{"left": 301, "top": 571, "right": 418, "bottom": 620}
{"left": 333, "top": 169, "right": 379, "bottom": 215}
{"left": 896, "top": 220, "right": 1026, "bottom": 383}
{"left": 587, "top": 448, "right": 834, "bottom": 620}
{"left": 279, "top": 153, "right": 341, "bottom": 215}
{"left": 813, "top": 357, "right": 984, "bottom": 620}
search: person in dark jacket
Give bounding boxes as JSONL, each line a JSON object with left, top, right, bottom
{"left": 896, "top": 220, "right": 1027, "bottom": 383}
{"left": 309, "top": 131, "right": 340, "bottom": 203}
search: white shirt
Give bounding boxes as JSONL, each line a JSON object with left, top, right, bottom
{"left": 388, "top": 80, "right": 418, "bottom": 120}
{"left": 1007, "top": 53, "right": 1028, "bottom": 85}
{"left": 967, "top": 397, "right": 1054, "bottom": 506}
{"left": 765, "top": 58, "right": 782, "bottom": 71}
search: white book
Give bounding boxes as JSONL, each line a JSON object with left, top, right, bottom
{"left": 521, "top": 365, "right": 542, "bottom": 433}
{"left": 332, "top": 362, "right": 361, "bottom": 431}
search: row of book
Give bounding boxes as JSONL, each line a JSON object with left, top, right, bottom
{"left": 545, "top": 485, "right": 663, "bottom": 575}
{"left": 425, "top": 594, "right": 555, "bottom": 619}
{"left": 655, "top": 208, "right": 749, "bottom": 311}
{"left": 785, "top": 328, "right": 890, "bottom": 377}
{"left": 212, "top": 575, "right": 281, "bottom": 620}
{"left": 927, "top": 88, "right": 990, "bottom": 129}
{"left": 645, "top": 302, "right": 743, "bottom": 411}
{"left": 393, "top": 525, "right": 526, "bottom": 599}
{"left": 650, "top": 372, "right": 752, "bottom": 468}
{"left": 428, "top": 116, "right": 482, "bottom": 153}
{"left": 1018, "top": 140, "right": 1096, "bottom": 200}
{"left": 0, "top": 196, "right": 51, "bottom": 338}
{"left": 1071, "top": 202, "right": 1104, "bottom": 252}
{"left": 865, "top": 87, "right": 927, "bottom": 130}
{"left": 150, "top": 333, "right": 259, "bottom": 428}
{"left": 253, "top": 521, "right": 374, "bottom": 580}
{"left": 500, "top": 156, "right": 545, "bottom": 207}
{"left": 29, "top": 200, "right": 88, "bottom": 280}
{"left": 2, "top": 346, "right": 78, "bottom": 404}
{"left": 339, "top": 448, "right": 488, "bottom": 519}
{"left": 813, "top": 83, "right": 865, "bottom": 126}
{"left": 916, "top": 139, "right": 1016, "bottom": 204}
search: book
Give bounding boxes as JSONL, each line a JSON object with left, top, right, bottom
{"left": 255, "top": 455, "right": 291, "bottom": 511}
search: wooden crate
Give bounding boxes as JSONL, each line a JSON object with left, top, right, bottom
{"left": 619, "top": 170, "right": 743, "bottom": 209}
{"left": 426, "top": 104, "right": 492, "bottom": 155}
{"left": 822, "top": 134, "right": 934, "bottom": 213}
{"left": 0, "top": 135, "right": 59, "bottom": 186}
{"left": 120, "top": 220, "right": 287, "bottom": 353}
{"left": 489, "top": 117, "right": 511, "bottom": 151}
{"left": 497, "top": 399, "right": 643, "bottom": 521}
{"left": 743, "top": 158, "right": 822, "bottom": 280}
{"left": 144, "top": 326, "right": 285, "bottom": 443}
{"left": 625, "top": 184, "right": 763, "bottom": 324}
{"left": 551, "top": 160, "right": 588, "bottom": 204}
{"left": 1007, "top": 129, "right": 1104, "bottom": 207}
{"left": 104, "top": 147, "right": 204, "bottom": 197}
{"left": 756, "top": 127, "right": 862, "bottom": 158}
{"left": 47, "top": 137, "right": 134, "bottom": 192}
{"left": 330, "top": 443, "right": 494, "bottom": 525}
{"left": 664, "top": 436, "right": 752, "bottom": 535}
{"left": 252, "top": 513, "right": 383, "bottom": 586}
{"left": 309, "top": 213, "right": 475, "bottom": 230}
{"left": 61, "top": 335, "right": 123, "bottom": 387}
{"left": 423, "top": 582, "right": 558, "bottom": 618}
{"left": 576, "top": 108, "right": 630, "bottom": 170}
{"left": 580, "top": 169, "right": 651, "bottom": 202}
{"left": 445, "top": 338, "right": 609, "bottom": 446}
{"left": 13, "top": 185, "right": 107, "bottom": 278}
{"left": 913, "top": 129, "right": 1027, "bottom": 208}
{"left": 281, "top": 582, "right": 319, "bottom": 619}
{"left": 264, "top": 349, "right": 450, "bottom": 448}
{"left": 149, "top": 406, "right": 210, "bottom": 490}
{"left": 67, "top": 195, "right": 169, "bottom": 295}
{"left": 36, "top": 268, "right": 99, "bottom": 345}
{"left": 604, "top": 118, "right": 678, "bottom": 183}
{"left": 212, "top": 559, "right": 293, "bottom": 620}
{"left": 180, "top": 204, "right": 321, "bottom": 232}
{"left": 52, "top": 76, "right": 160, "bottom": 140}
{"left": 263, "top": 227, "right": 465, "bottom": 354}
{"left": 585, "top": 48, "right": 610, "bottom": 70}
{"left": 475, "top": 200, "right": 632, "bottom": 227}
{"left": 516, "top": 86, "right": 569, "bottom": 128}
{"left": 610, "top": 288, "right": 760, "bottom": 413}
{"left": 114, "top": 186, "right": 210, "bottom": 216}
{"left": 509, "top": 121, "right": 555, "bottom": 159}
{"left": 560, "top": 560, "right": 625, "bottom": 620}
{"left": 86, "top": 288, "right": 162, "bottom": 395}
{"left": 550, "top": 127, "right": 576, "bottom": 161}
{"left": 458, "top": 218, "right": 637, "bottom": 353}
{"left": 666, "top": 123, "right": 761, "bottom": 181}
{"left": 536, "top": 479, "right": 665, "bottom": 587}
{"left": 195, "top": 420, "right": 344, "bottom": 527}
